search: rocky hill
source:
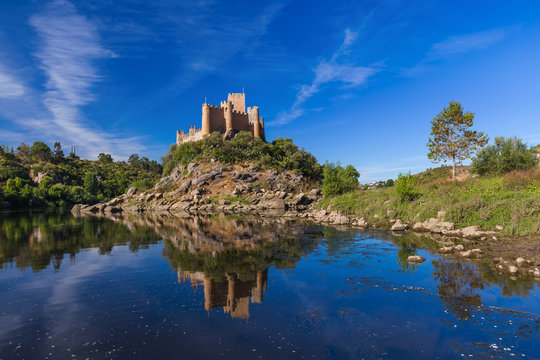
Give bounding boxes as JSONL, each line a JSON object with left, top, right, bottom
{"left": 72, "top": 160, "right": 322, "bottom": 215}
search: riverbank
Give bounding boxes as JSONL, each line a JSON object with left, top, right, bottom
{"left": 71, "top": 161, "right": 540, "bottom": 279}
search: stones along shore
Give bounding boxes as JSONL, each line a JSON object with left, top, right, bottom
{"left": 72, "top": 161, "right": 540, "bottom": 279}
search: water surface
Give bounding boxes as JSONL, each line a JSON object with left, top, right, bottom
{"left": 0, "top": 211, "right": 539, "bottom": 359}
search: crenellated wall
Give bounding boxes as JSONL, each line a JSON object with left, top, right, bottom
{"left": 176, "top": 93, "right": 265, "bottom": 145}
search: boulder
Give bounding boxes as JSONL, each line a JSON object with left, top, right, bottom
{"left": 439, "top": 246, "right": 454, "bottom": 254}
{"left": 407, "top": 255, "right": 426, "bottom": 264}
{"left": 412, "top": 218, "right": 454, "bottom": 234}
{"left": 258, "top": 198, "right": 286, "bottom": 210}
{"left": 127, "top": 187, "right": 137, "bottom": 196}
{"left": 333, "top": 215, "right": 349, "bottom": 225}
{"left": 391, "top": 219, "right": 408, "bottom": 231}
{"left": 218, "top": 198, "right": 231, "bottom": 206}
{"left": 516, "top": 257, "right": 526, "bottom": 267}
{"left": 461, "top": 226, "right": 482, "bottom": 238}
{"left": 454, "top": 244, "right": 464, "bottom": 251}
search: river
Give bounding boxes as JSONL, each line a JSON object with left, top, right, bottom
{"left": 0, "top": 211, "right": 539, "bottom": 359}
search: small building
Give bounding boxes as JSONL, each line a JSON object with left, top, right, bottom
{"left": 176, "top": 92, "right": 265, "bottom": 145}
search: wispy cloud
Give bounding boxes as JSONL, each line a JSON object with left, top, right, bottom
{"left": 0, "top": 63, "right": 25, "bottom": 98}
{"left": 273, "top": 29, "right": 379, "bottom": 126}
{"left": 27, "top": 0, "right": 142, "bottom": 159}
{"left": 402, "top": 26, "right": 518, "bottom": 77}
{"left": 429, "top": 28, "right": 509, "bottom": 57}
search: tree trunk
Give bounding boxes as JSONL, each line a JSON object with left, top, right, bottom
{"left": 452, "top": 157, "right": 456, "bottom": 181}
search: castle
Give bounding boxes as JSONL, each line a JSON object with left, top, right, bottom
{"left": 176, "top": 92, "right": 265, "bottom": 145}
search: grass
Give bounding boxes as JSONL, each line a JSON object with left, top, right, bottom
{"left": 320, "top": 167, "right": 540, "bottom": 237}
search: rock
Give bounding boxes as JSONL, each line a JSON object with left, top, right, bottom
{"left": 508, "top": 265, "right": 519, "bottom": 275}
{"left": 308, "top": 188, "right": 321, "bottom": 197}
{"left": 218, "top": 198, "right": 230, "bottom": 206}
{"left": 407, "top": 255, "right": 426, "bottom": 264}
{"left": 355, "top": 218, "right": 367, "bottom": 227}
{"left": 258, "top": 198, "right": 286, "bottom": 210}
{"left": 454, "top": 244, "right": 464, "bottom": 251}
{"left": 461, "top": 225, "right": 481, "bottom": 238}
{"left": 391, "top": 219, "right": 408, "bottom": 231}
{"left": 127, "top": 187, "right": 137, "bottom": 196}
{"left": 187, "top": 162, "right": 199, "bottom": 174}
{"left": 495, "top": 225, "right": 503, "bottom": 231}
{"left": 333, "top": 215, "right": 349, "bottom": 225}
{"left": 516, "top": 257, "right": 526, "bottom": 267}
{"left": 292, "top": 192, "right": 311, "bottom": 206}
{"left": 145, "top": 193, "right": 155, "bottom": 202}
{"left": 412, "top": 218, "right": 454, "bottom": 234}
{"left": 471, "top": 248, "right": 482, "bottom": 254}
{"left": 459, "top": 250, "right": 472, "bottom": 258}
{"left": 178, "top": 179, "right": 192, "bottom": 193}
{"left": 439, "top": 246, "right": 454, "bottom": 254}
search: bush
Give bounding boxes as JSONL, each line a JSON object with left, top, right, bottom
{"left": 322, "top": 162, "right": 360, "bottom": 197}
{"left": 395, "top": 172, "right": 419, "bottom": 201}
{"left": 473, "top": 137, "right": 538, "bottom": 176}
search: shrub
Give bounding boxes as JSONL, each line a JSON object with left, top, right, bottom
{"left": 395, "top": 172, "right": 419, "bottom": 201}
{"left": 322, "top": 162, "right": 360, "bottom": 197}
{"left": 472, "top": 137, "right": 538, "bottom": 176}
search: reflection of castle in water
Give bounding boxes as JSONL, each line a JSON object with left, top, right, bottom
{"left": 178, "top": 269, "right": 267, "bottom": 319}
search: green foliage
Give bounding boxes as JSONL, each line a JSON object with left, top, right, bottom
{"left": 30, "top": 141, "right": 53, "bottom": 162}
{"left": 427, "top": 101, "right": 488, "bottom": 179}
{"left": 162, "top": 131, "right": 322, "bottom": 180}
{"left": 472, "top": 137, "right": 538, "bottom": 176}
{"left": 98, "top": 153, "right": 114, "bottom": 163}
{"left": 321, "top": 162, "right": 360, "bottom": 197}
{"left": 0, "top": 141, "right": 162, "bottom": 209}
{"left": 53, "top": 142, "right": 64, "bottom": 158}
{"left": 322, "top": 166, "right": 540, "bottom": 236}
{"left": 395, "top": 172, "right": 419, "bottom": 202}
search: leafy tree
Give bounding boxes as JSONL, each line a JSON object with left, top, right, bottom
{"left": 322, "top": 162, "right": 360, "bottom": 197}
{"left": 128, "top": 154, "right": 140, "bottom": 167}
{"left": 16, "top": 143, "right": 30, "bottom": 158}
{"left": 53, "top": 142, "right": 64, "bottom": 158}
{"left": 30, "top": 141, "right": 53, "bottom": 161}
{"left": 427, "top": 101, "right": 488, "bottom": 180}
{"left": 472, "top": 137, "right": 538, "bottom": 175}
{"left": 98, "top": 153, "right": 113, "bottom": 163}
{"left": 84, "top": 172, "right": 99, "bottom": 195}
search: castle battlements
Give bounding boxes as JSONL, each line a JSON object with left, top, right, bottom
{"left": 176, "top": 92, "right": 265, "bottom": 145}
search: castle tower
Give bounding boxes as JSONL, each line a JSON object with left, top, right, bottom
{"left": 225, "top": 101, "right": 233, "bottom": 131}
{"left": 227, "top": 93, "right": 245, "bottom": 113}
{"left": 202, "top": 103, "right": 210, "bottom": 136}
{"left": 248, "top": 106, "right": 261, "bottom": 138}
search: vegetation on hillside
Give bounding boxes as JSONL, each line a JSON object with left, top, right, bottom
{"left": 322, "top": 133, "right": 539, "bottom": 236}
{"left": 162, "top": 131, "right": 323, "bottom": 180}
{"left": 0, "top": 142, "right": 162, "bottom": 209}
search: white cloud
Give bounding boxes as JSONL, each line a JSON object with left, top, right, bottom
{"left": 0, "top": 64, "right": 25, "bottom": 98}
{"left": 27, "top": 0, "right": 142, "bottom": 159}
{"left": 273, "top": 29, "right": 379, "bottom": 126}
{"left": 429, "top": 28, "right": 508, "bottom": 57}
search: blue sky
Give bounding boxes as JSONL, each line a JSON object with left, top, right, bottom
{"left": 1, "top": 0, "right": 539, "bottom": 181}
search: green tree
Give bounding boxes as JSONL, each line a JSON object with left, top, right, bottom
{"left": 98, "top": 153, "right": 113, "bottom": 163}
{"left": 128, "top": 154, "right": 140, "bottom": 167}
{"left": 322, "top": 162, "right": 360, "bottom": 197}
{"left": 472, "top": 137, "right": 538, "bottom": 175}
{"left": 16, "top": 143, "right": 31, "bottom": 158}
{"left": 30, "top": 141, "right": 53, "bottom": 162}
{"left": 395, "top": 172, "right": 419, "bottom": 202}
{"left": 84, "top": 172, "right": 99, "bottom": 195}
{"left": 53, "top": 142, "right": 64, "bottom": 158}
{"left": 427, "top": 101, "right": 488, "bottom": 180}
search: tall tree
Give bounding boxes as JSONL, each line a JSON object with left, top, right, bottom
{"left": 53, "top": 142, "right": 64, "bottom": 158}
{"left": 427, "top": 101, "right": 488, "bottom": 180}
{"left": 30, "top": 141, "right": 53, "bottom": 162}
